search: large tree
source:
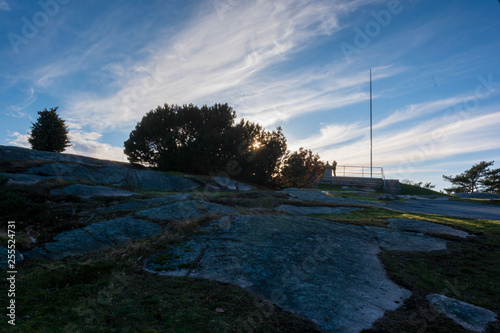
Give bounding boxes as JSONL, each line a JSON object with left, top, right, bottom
{"left": 443, "top": 161, "right": 496, "bottom": 193}
{"left": 124, "top": 103, "right": 235, "bottom": 173}
{"left": 28, "top": 107, "right": 71, "bottom": 152}
{"left": 124, "top": 103, "right": 289, "bottom": 186}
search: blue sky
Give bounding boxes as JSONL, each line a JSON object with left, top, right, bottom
{"left": 1, "top": 0, "right": 499, "bottom": 191}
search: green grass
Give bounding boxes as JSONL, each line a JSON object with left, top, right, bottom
{"left": 450, "top": 197, "right": 500, "bottom": 206}
{"left": 400, "top": 183, "right": 449, "bottom": 196}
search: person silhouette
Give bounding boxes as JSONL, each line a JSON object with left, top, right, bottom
{"left": 332, "top": 160, "right": 337, "bottom": 177}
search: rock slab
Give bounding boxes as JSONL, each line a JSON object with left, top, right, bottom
{"left": 51, "top": 184, "right": 136, "bottom": 198}
{"left": 29, "top": 162, "right": 200, "bottom": 191}
{"left": 427, "top": 294, "right": 498, "bottom": 333}
{"left": 136, "top": 200, "right": 238, "bottom": 220}
{"left": 387, "top": 218, "right": 471, "bottom": 238}
{"left": 25, "top": 217, "right": 162, "bottom": 260}
{"left": 145, "top": 215, "right": 449, "bottom": 333}
{"left": 275, "top": 204, "right": 362, "bottom": 215}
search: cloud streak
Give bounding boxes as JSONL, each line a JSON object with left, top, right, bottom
{"left": 63, "top": 0, "right": 385, "bottom": 130}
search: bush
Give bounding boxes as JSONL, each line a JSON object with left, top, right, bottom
{"left": 277, "top": 148, "right": 325, "bottom": 188}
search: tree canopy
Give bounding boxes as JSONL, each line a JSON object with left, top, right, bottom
{"left": 443, "top": 161, "right": 500, "bottom": 194}
{"left": 28, "top": 107, "right": 71, "bottom": 153}
{"left": 124, "top": 103, "right": 324, "bottom": 188}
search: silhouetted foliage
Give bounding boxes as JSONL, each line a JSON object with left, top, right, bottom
{"left": 443, "top": 161, "right": 498, "bottom": 194}
{"left": 401, "top": 179, "right": 436, "bottom": 189}
{"left": 277, "top": 148, "right": 325, "bottom": 188}
{"left": 124, "top": 103, "right": 293, "bottom": 186}
{"left": 28, "top": 107, "right": 71, "bottom": 153}
{"left": 481, "top": 167, "right": 500, "bottom": 193}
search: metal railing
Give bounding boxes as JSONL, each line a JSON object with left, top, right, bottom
{"left": 324, "top": 165, "right": 384, "bottom": 178}
{"left": 323, "top": 165, "right": 387, "bottom": 192}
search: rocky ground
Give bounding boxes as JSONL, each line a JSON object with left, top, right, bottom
{"left": 0, "top": 145, "right": 499, "bottom": 332}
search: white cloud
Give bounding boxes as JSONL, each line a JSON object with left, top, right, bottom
{"left": 66, "top": 130, "right": 126, "bottom": 162}
{"left": 6, "top": 131, "right": 30, "bottom": 147}
{"left": 6, "top": 129, "right": 125, "bottom": 162}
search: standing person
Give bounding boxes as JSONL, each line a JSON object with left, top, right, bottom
{"left": 332, "top": 160, "right": 337, "bottom": 177}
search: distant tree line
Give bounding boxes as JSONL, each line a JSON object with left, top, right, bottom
{"left": 401, "top": 179, "right": 435, "bottom": 189}
{"left": 124, "top": 103, "right": 325, "bottom": 188}
{"left": 443, "top": 161, "right": 500, "bottom": 194}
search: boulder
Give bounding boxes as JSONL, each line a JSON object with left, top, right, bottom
{"left": 211, "top": 176, "right": 255, "bottom": 191}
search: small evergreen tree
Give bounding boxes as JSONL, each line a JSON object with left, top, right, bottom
{"left": 28, "top": 107, "right": 71, "bottom": 152}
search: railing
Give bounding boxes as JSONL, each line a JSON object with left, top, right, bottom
{"left": 324, "top": 165, "right": 384, "bottom": 178}
{"left": 323, "top": 165, "right": 387, "bottom": 192}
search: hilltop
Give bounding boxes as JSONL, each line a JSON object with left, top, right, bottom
{"left": 0, "top": 145, "right": 499, "bottom": 333}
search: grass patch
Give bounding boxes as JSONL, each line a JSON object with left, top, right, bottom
{"left": 400, "top": 183, "right": 449, "bottom": 196}
{"left": 450, "top": 197, "right": 500, "bottom": 206}
{"left": 363, "top": 209, "right": 500, "bottom": 332}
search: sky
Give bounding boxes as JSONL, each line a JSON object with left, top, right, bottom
{"left": 1, "top": 0, "right": 499, "bottom": 191}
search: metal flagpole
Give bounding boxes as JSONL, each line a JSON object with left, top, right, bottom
{"left": 370, "top": 69, "right": 373, "bottom": 178}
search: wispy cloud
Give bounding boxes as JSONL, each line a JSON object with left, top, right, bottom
{"left": 313, "top": 107, "right": 500, "bottom": 174}
{"left": 374, "top": 94, "right": 475, "bottom": 130}
{"left": 6, "top": 87, "right": 37, "bottom": 118}
{"left": 63, "top": 0, "right": 384, "bottom": 130}
{"left": 0, "top": 0, "right": 9, "bottom": 11}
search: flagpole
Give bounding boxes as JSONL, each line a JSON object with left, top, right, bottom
{"left": 370, "top": 69, "right": 373, "bottom": 178}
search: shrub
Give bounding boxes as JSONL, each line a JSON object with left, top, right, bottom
{"left": 277, "top": 148, "right": 325, "bottom": 188}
